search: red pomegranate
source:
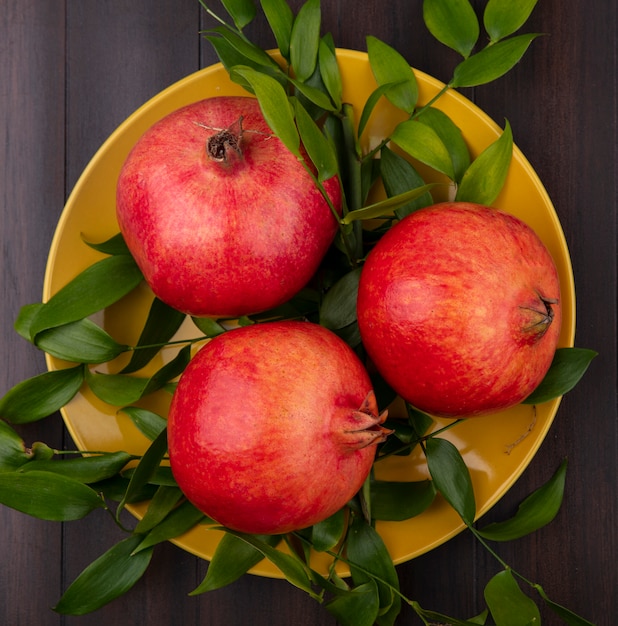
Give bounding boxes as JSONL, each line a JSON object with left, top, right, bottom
{"left": 116, "top": 96, "right": 341, "bottom": 318}
{"left": 167, "top": 321, "right": 390, "bottom": 534}
{"left": 357, "top": 202, "right": 562, "bottom": 418}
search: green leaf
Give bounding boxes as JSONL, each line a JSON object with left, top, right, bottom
{"left": 377, "top": 419, "right": 418, "bottom": 457}
{"left": 451, "top": 33, "right": 541, "bottom": 88}
{"left": 28, "top": 255, "right": 143, "bottom": 340}
{"left": 312, "top": 567, "right": 351, "bottom": 596}
{"left": 117, "top": 427, "right": 168, "bottom": 518}
{"left": 319, "top": 268, "right": 361, "bottom": 330}
{"left": 35, "top": 318, "right": 128, "bottom": 364}
{"left": 417, "top": 107, "right": 470, "bottom": 183}
{"left": 220, "top": 0, "right": 256, "bottom": 30}
{"left": 121, "top": 465, "right": 177, "bottom": 488}
{"left": 0, "top": 420, "right": 32, "bottom": 471}
{"left": 230, "top": 66, "right": 300, "bottom": 157}
{"left": 357, "top": 82, "right": 404, "bottom": 140}
{"left": 407, "top": 403, "right": 435, "bottom": 439}
{"left": 425, "top": 437, "right": 476, "bottom": 525}
{"left": 318, "top": 34, "right": 342, "bottom": 109}
{"left": 134, "top": 486, "right": 184, "bottom": 534}
{"left": 82, "top": 232, "right": 131, "bottom": 256}
{"left": 261, "top": 0, "right": 294, "bottom": 59}
{"left": 133, "top": 499, "right": 206, "bottom": 553}
{"left": 14, "top": 303, "right": 43, "bottom": 340}
{"left": 248, "top": 287, "right": 320, "bottom": 324}
{"left": 484, "top": 569, "right": 541, "bottom": 626}
{"left": 53, "top": 534, "right": 154, "bottom": 615}
{"left": 342, "top": 184, "right": 437, "bottom": 224}
{"left": 478, "top": 459, "right": 567, "bottom": 541}
{"left": 380, "top": 146, "right": 434, "bottom": 218}
{"left": 85, "top": 370, "right": 150, "bottom": 406}
{"left": 534, "top": 584, "right": 596, "bottom": 626}
{"left": 391, "top": 119, "right": 455, "bottom": 179}
{"left": 370, "top": 479, "right": 436, "bottom": 521}
{"left": 20, "top": 451, "right": 133, "bottom": 484}
{"left": 484, "top": 0, "right": 539, "bottom": 42}
{"left": 121, "top": 297, "right": 186, "bottom": 374}
{"left": 86, "top": 344, "right": 190, "bottom": 405}
{"left": 347, "top": 515, "right": 400, "bottom": 626}
{"left": 332, "top": 321, "right": 362, "bottom": 349}
{"left": 523, "top": 347, "right": 597, "bottom": 404}
{"left": 205, "top": 33, "right": 279, "bottom": 78}
{"left": 141, "top": 344, "right": 191, "bottom": 394}
{"left": 367, "top": 35, "right": 418, "bottom": 114}
{"left": 311, "top": 507, "right": 346, "bottom": 552}
{"left": 191, "top": 316, "right": 226, "bottom": 338}
{"left": 207, "top": 25, "right": 280, "bottom": 72}
{"left": 91, "top": 475, "right": 157, "bottom": 503}
{"left": 0, "top": 365, "right": 84, "bottom": 424}
{"left": 326, "top": 581, "right": 380, "bottom": 626}
{"left": 0, "top": 470, "right": 106, "bottom": 521}
{"left": 225, "top": 531, "right": 319, "bottom": 598}
{"left": 118, "top": 406, "right": 168, "bottom": 441}
{"left": 456, "top": 120, "right": 513, "bottom": 205}
{"left": 287, "top": 74, "right": 338, "bottom": 112}
{"left": 423, "top": 0, "right": 480, "bottom": 58}
{"left": 289, "top": 0, "right": 321, "bottom": 82}
{"left": 291, "top": 98, "right": 339, "bottom": 181}
{"left": 191, "top": 532, "right": 280, "bottom": 594}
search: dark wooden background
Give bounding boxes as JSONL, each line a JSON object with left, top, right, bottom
{"left": 1, "top": 1, "right": 616, "bottom": 624}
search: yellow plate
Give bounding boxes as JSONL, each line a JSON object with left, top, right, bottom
{"left": 44, "top": 50, "right": 575, "bottom": 578}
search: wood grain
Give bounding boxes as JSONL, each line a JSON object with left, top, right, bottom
{"left": 1, "top": 2, "right": 615, "bottom": 624}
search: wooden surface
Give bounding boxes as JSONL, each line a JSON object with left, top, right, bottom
{"left": 1, "top": 1, "right": 616, "bottom": 624}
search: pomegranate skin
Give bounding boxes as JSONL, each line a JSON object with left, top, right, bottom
{"left": 167, "top": 321, "right": 389, "bottom": 534}
{"left": 357, "top": 202, "right": 562, "bottom": 418}
{"left": 116, "top": 96, "right": 341, "bottom": 318}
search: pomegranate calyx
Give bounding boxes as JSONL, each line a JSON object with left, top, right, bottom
{"left": 520, "top": 293, "right": 559, "bottom": 339}
{"left": 339, "top": 390, "right": 392, "bottom": 450}
{"left": 203, "top": 116, "right": 245, "bottom": 166}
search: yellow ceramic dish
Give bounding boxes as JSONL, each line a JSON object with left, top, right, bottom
{"left": 43, "top": 50, "right": 575, "bottom": 578}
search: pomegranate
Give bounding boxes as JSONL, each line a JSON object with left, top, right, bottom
{"left": 167, "top": 321, "right": 390, "bottom": 534}
{"left": 357, "top": 202, "right": 562, "bottom": 418}
{"left": 116, "top": 96, "right": 341, "bottom": 318}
